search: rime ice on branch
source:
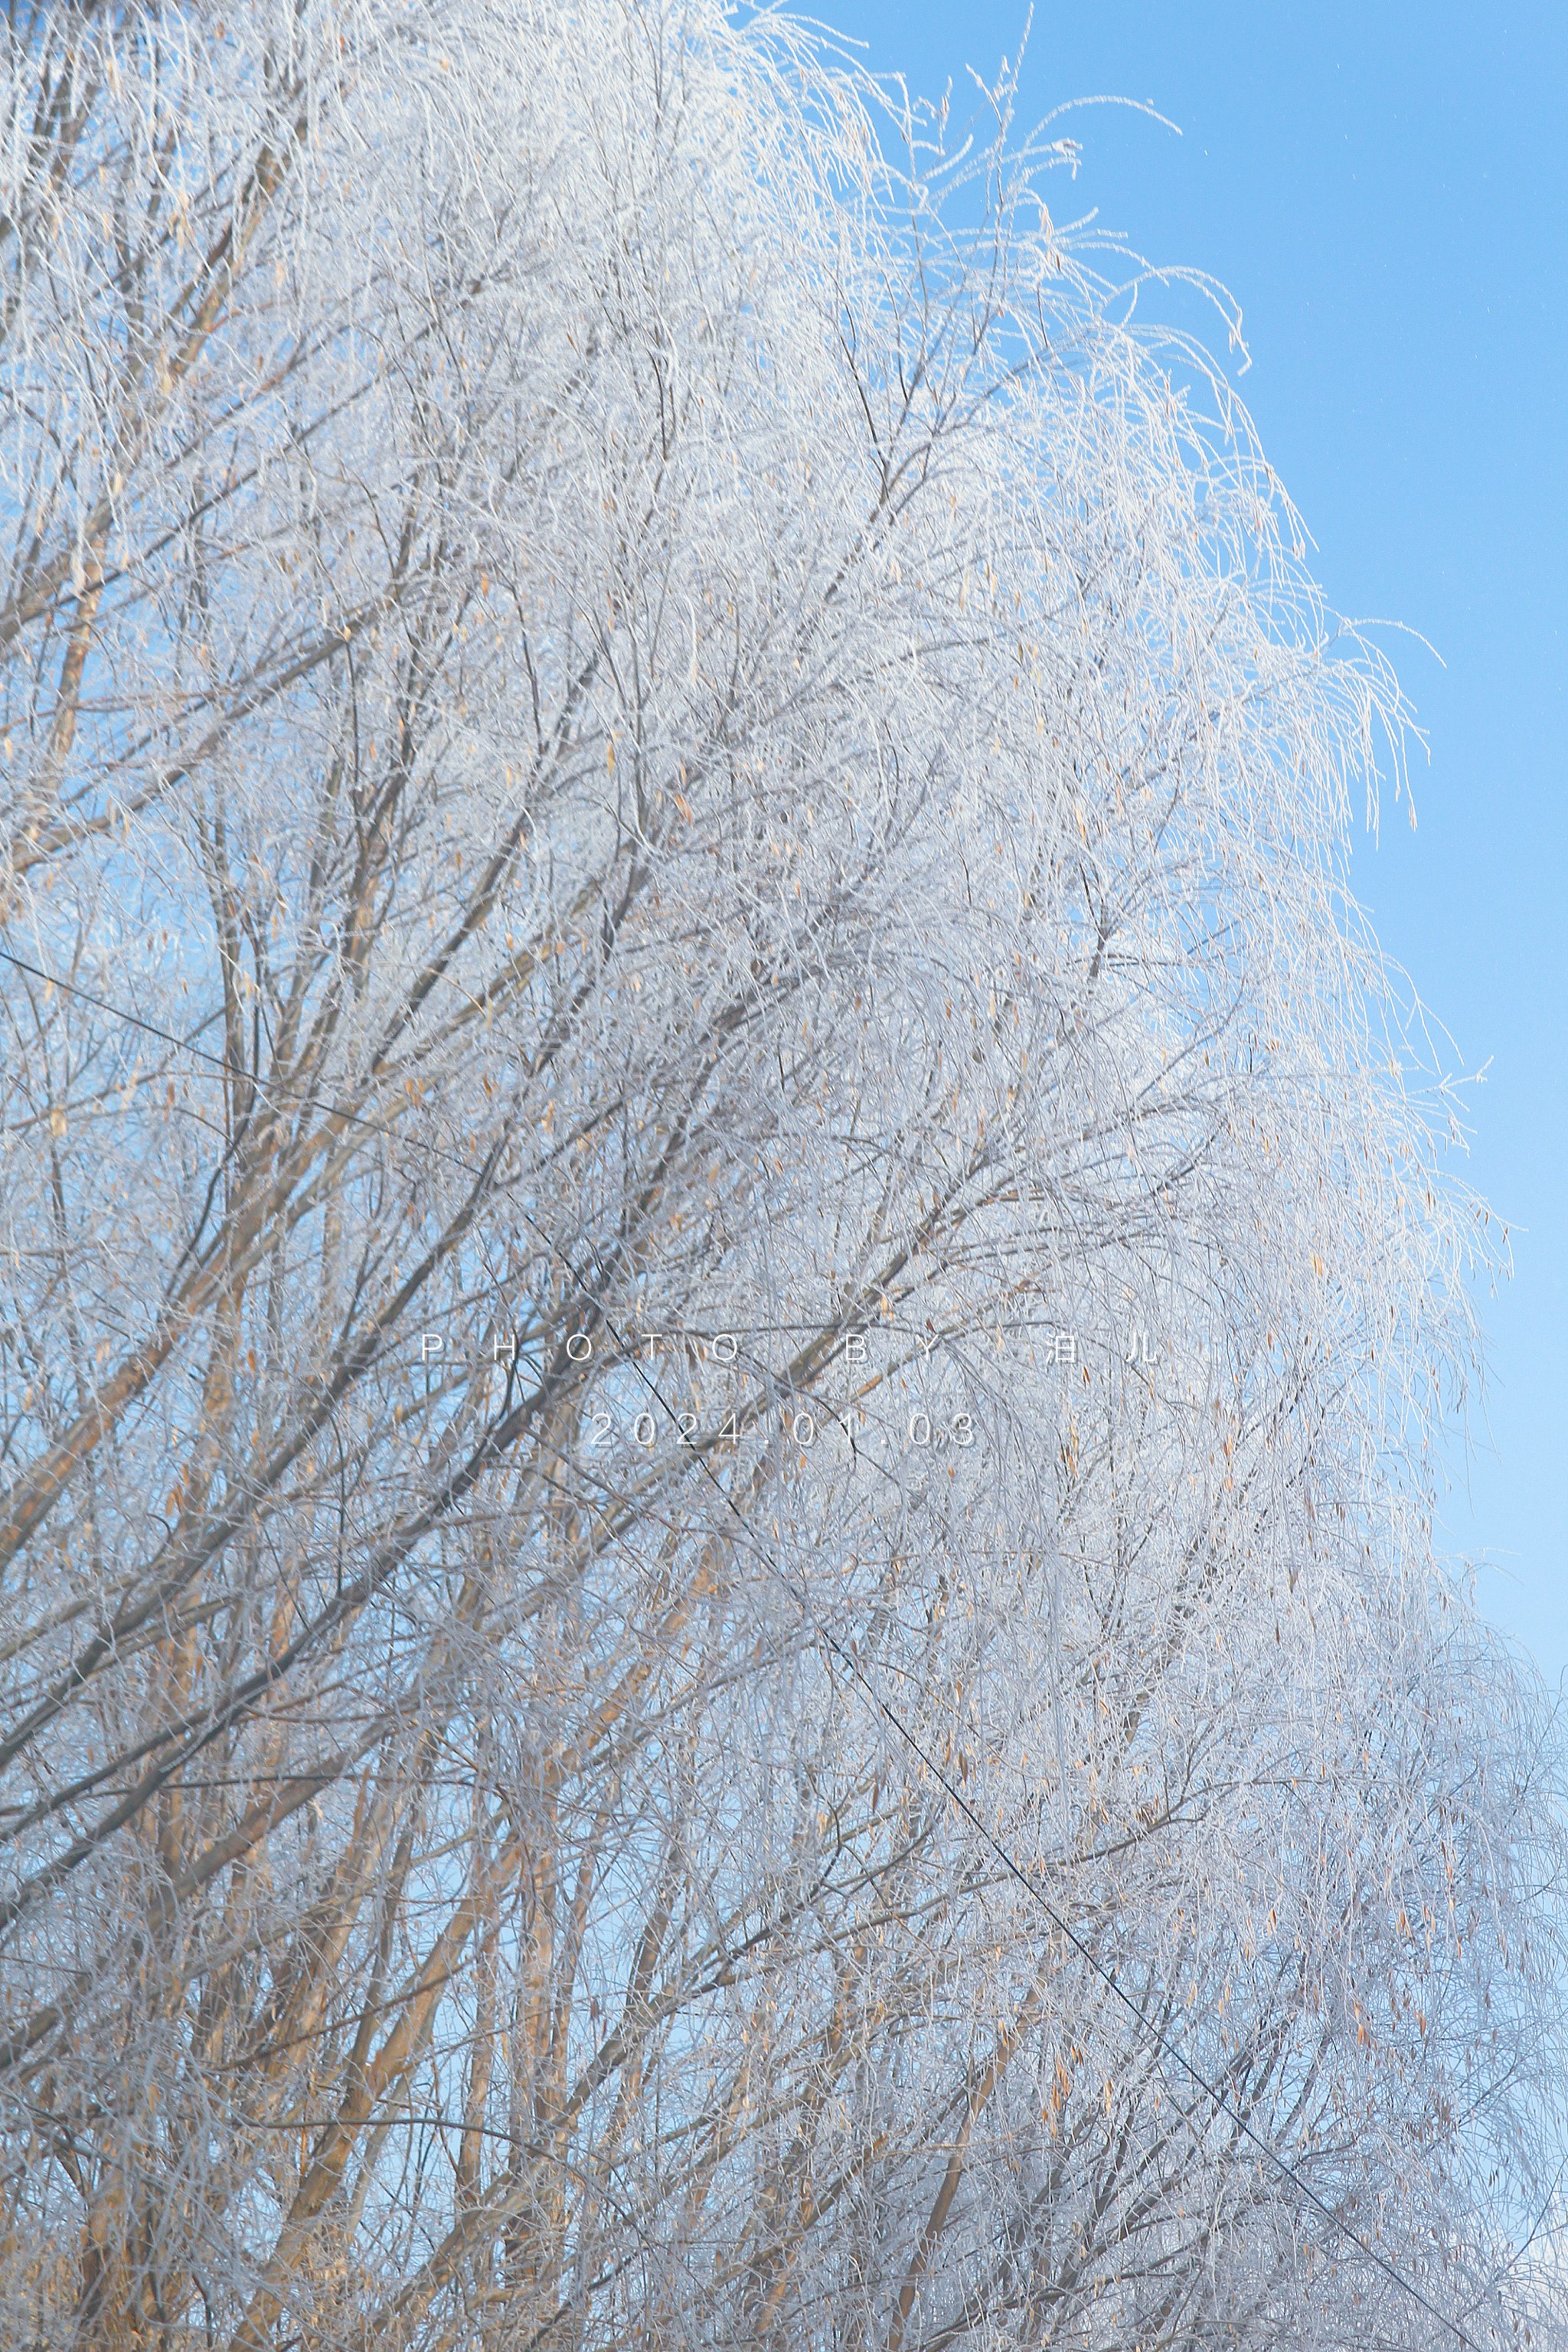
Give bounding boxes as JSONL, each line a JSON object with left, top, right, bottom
{"left": 0, "top": 5, "right": 1562, "bottom": 2349}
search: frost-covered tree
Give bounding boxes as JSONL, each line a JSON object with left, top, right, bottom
{"left": 0, "top": 4, "right": 1563, "bottom": 2348}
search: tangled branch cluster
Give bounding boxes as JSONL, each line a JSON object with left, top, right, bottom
{"left": 0, "top": 3, "right": 1563, "bottom": 2347}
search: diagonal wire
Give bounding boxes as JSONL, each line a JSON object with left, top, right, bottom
{"left": 0, "top": 938, "right": 1480, "bottom": 2347}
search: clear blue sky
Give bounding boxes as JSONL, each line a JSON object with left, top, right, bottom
{"left": 812, "top": 1, "right": 1568, "bottom": 1684}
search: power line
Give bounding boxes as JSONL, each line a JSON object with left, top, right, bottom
{"left": 0, "top": 938, "right": 1481, "bottom": 2347}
